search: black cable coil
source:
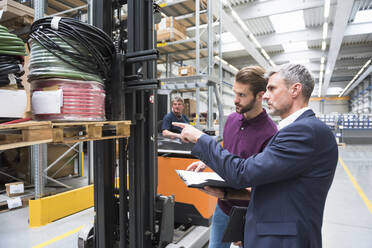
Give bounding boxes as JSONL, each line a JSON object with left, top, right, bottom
{"left": 28, "top": 17, "right": 116, "bottom": 83}
{"left": 0, "top": 25, "right": 26, "bottom": 88}
{"left": 0, "top": 55, "right": 25, "bottom": 88}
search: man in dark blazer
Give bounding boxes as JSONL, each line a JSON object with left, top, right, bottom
{"left": 173, "top": 64, "right": 338, "bottom": 248}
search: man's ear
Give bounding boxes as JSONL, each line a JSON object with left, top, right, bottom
{"left": 291, "top": 83, "right": 302, "bottom": 98}
{"left": 257, "top": 91, "right": 265, "bottom": 101}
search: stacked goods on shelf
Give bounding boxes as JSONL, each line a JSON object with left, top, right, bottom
{"left": 183, "top": 98, "right": 196, "bottom": 119}
{"left": 318, "top": 114, "right": 337, "bottom": 130}
{"left": 0, "top": 25, "right": 28, "bottom": 119}
{"left": 178, "top": 65, "right": 196, "bottom": 76}
{"left": 339, "top": 114, "right": 372, "bottom": 129}
{"left": 27, "top": 17, "right": 115, "bottom": 121}
{"left": 155, "top": 16, "right": 187, "bottom": 42}
{"left": 318, "top": 113, "right": 372, "bottom": 129}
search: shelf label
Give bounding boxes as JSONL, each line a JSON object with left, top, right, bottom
{"left": 32, "top": 89, "right": 63, "bottom": 114}
{"left": 7, "top": 197, "right": 22, "bottom": 209}
{"left": 8, "top": 74, "right": 16, "bottom": 85}
{"left": 9, "top": 183, "right": 24, "bottom": 194}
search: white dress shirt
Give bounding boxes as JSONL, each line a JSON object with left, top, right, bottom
{"left": 278, "top": 107, "right": 311, "bottom": 130}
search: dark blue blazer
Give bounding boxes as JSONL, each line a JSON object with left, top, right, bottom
{"left": 192, "top": 110, "right": 338, "bottom": 248}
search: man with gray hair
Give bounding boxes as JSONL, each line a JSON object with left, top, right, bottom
{"left": 173, "top": 64, "right": 338, "bottom": 248}
{"left": 161, "top": 96, "right": 190, "bottom": 139}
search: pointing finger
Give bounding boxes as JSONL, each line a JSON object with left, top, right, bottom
{"left": 172, "top": 122, "right": 187, "bottom": 128}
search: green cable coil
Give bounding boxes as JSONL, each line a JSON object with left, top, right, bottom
{"left": 0, "top": 25, "right": 26, "bottom": 56}
{"left": 29, "top": 35, "right": 104, "bottom": 83}
{"left": 28, "top": 17, "right": 115, "bottom": 84}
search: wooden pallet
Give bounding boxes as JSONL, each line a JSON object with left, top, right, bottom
{"left": 0, "top": 0, "right": 34, "bottom": 23}
{"left": 0, "top": 192, "right": 34, "bottom": 213}
{"left": 0, "top": 120, "right": 131, "bottom": 150}
{"left": 51, "top": 121, "right": 131, "bottom": 143}
{"left": 0, "top": 121, "right": 53, "bottom": 150}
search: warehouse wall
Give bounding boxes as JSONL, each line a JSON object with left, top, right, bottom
{"left": 309, "top": 100, "right": 349, "bottom": 115}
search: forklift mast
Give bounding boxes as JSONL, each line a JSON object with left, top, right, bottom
{"left": 91, "top": 0, "right": 159, "bottom": 247}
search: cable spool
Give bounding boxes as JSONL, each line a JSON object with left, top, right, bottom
{"left": 31, "top": 78, "right": 105, "bottom": 121}
{"left": 28, "top": 17, "right": 115, "bottom": 83}
{"left": 28, "top": 17, "right": 116, "bottom": 121}
{"left": 0, "top": 25, "right": 27, "bottom": 88}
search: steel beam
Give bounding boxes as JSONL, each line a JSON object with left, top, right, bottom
{"left": 207, "top": 0, "right": 213, "bottom": 130}
{"left": 31, "top": 144, "right": 47, "bottom": 199}
{"left": 322, "top": 0, "right": 355, "bottom": 96}
{"left": 196, "top": 0, "right": 201, "bottom": 126}
{"left": 93, "top": 140, "right": 116, "bottom": 248}
{"left": 211, "top": 2, "right": 269, "bottom": 68}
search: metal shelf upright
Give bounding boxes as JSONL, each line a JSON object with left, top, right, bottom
{"left": 157, "top": 0, "right": 224, "bottom": 136}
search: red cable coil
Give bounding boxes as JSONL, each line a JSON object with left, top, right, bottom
{"left": 31, "top": 78, "right": 106, "bottom": 121}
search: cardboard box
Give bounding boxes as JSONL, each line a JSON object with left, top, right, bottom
{"left": 156, "top": 17, "right": 187, "bottom": 42}
{"left": 5, "top": 181, "right": 24, "bottom": 197}
{"left": 155, "top": 17, "right": 186, "bottom": 33}
{"left": 183, "top": 99, "right": 196, "bottom": 118}
{"left": 178, "top": 66, "right": 196, "bottom": 76}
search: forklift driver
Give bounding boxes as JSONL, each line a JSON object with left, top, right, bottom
{"left": 161, "top": 96, "right": 190, "bottom": 139}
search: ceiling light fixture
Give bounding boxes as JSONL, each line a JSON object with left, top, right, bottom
{"left": 320, "top": 63, "right": 325, "bottom": 72}
{"left": 261, "top": 49, "right": 270, "bottom": 60}
{"left": 321, "top": 41, "right": 326, "bottom": 51}
{"left": 215, "top": 56, "right": 239, "bottom": 74}
{"left": 249, "top": 34, "right": 262, "bottom": 49}
{"left": 322, "top": 22, "right": 328, "bottom": 39}
{"left": 269, "top": 60, "right": 276, "bottom": 67}
{"left": 318, "top": 0, "right": 330, "bottom": 97}
{"left": 318, "top": 74, "right": 323, "bottom": 97}
{"left": 324, "top": 0, "right": 331, "bottom": 18}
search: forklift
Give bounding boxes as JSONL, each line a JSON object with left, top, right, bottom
{"left": 77, "top": 1, "right": 212, "bottom": 247}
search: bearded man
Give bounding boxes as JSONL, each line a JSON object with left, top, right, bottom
{"left": 186, "top": 66, "right": 277, "bottom": 248}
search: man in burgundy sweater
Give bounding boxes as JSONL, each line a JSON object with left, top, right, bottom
{"left": 187, "top": 66, "right": 277, "bottom": 248}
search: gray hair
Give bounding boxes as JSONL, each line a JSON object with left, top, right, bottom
{"left": 171, "top": 96, "right": 184, "bottom": 104}
{"left": 266, "top": 64, "right": 314, "bottom": 100}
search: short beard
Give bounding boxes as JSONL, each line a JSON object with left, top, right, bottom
{"left": 235, "top": 96, "right": 256, "bottom": 114}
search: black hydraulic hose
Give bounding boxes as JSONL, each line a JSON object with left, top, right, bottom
{"left": 0, "top": 25, "right": 26, "bottom": 88}
{"left": 28, "top": 17, "right": 116, "bottom": 83}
